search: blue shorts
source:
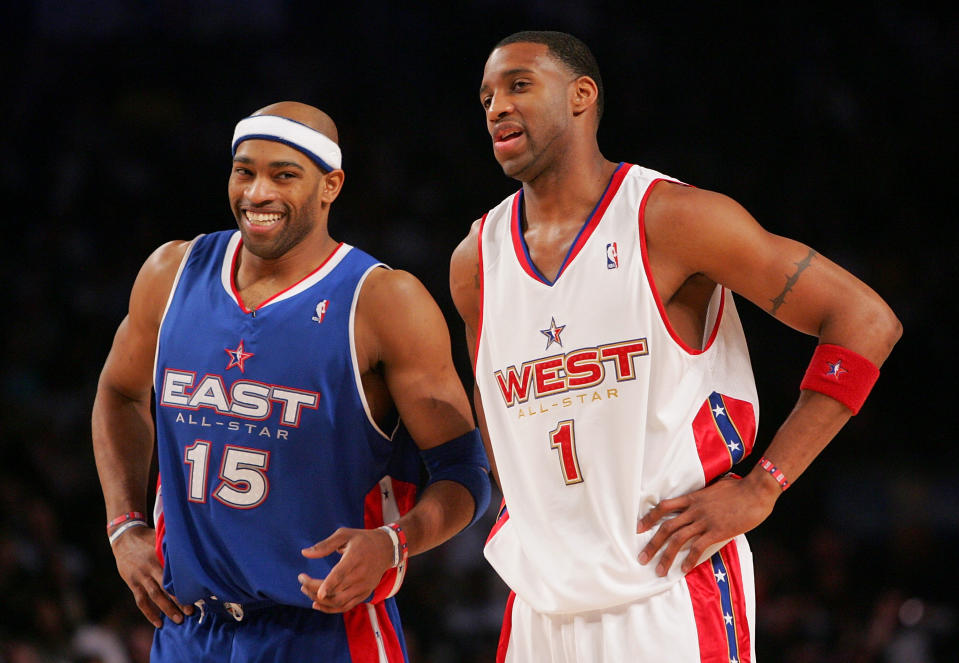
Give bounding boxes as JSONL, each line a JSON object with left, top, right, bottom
{"left": 151, "top": 598, "right": 409, "bottom": 662}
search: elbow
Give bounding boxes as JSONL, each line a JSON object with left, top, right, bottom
{"left": 865, "top": 300, "right": 903, "bottom": 364}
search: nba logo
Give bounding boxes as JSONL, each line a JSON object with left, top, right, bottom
{"left": 606, "top": 242, "right": 619, "bottom": 269}
{"left": 312, "top": 299, "right": 329, "bottom": 324}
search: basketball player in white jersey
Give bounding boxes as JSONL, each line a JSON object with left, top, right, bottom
{"left": 450, "top": 31, "right": 901, "bottom": 662}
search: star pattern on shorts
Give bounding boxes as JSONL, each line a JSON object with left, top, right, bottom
{"left": 712, "top": 404, "right": 726, "bottom": 417}
{"left": 540, "top": 317, "right": 566, "bottom": 350}
{"left": 225, "top": 340, "right": 254, "bottom": 373}
{"left": 714, "top": 569, "right": 727, "bottom": 583}
{"left": 826, "top": 359, "right": 848, "bottom": 379}
{"left": 724, "top": 612, "right": 734, "bottom": 625}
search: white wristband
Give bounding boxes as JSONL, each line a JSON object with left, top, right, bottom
{"left": 108, "top": 519, "right": 147, "bottom": 544}
{"left": 378, "top": 525, "right": 400, "bottom": 568}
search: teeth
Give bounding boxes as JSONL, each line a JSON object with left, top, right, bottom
{"left": 246, "top": 211, "right": 282, "bottom": 224}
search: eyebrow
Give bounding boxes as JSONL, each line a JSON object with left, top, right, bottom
{"left": 232, "top": 155, "right": 305, "bottom": 170}
{"left": 479, "top": 68, "right": 536, "bottom": 96}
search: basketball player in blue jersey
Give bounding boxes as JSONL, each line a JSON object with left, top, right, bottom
{"left": 451, "top": 32, "right": 901, "bottom": 661}
{"left": 93, "top": 101, "right": 490, "bottom": 662}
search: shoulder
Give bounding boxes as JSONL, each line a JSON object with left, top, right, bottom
{"left": 449, "top": 219, "right": 483, "bottom": 328}
{"left": 451, "top": 219, "right": 482, "bottom": 274}
{"left": 129, "top": 239, "right": 193, "bottom": 329}
{"left": 644, "top": 183, "right": 763, "bottom": 264}
{"left": 358, "top": 267, "right": 439, "bottom": 322}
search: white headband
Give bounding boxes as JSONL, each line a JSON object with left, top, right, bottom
{"left": 231, "top": 115, "right": 342, "bottom": 172}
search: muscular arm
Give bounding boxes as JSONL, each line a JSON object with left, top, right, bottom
{"left": 300, "top": 265, "right": 485, "bottom": 612}
{"left": 637, "top": 184, "right": 902, "bottom": 573}
{"left": 91, "top": 240, "right": 193, "bottom": 626}
{"left": 450, "top": 220, "right": 501, "bottom": 487}
{"left": 359, "top": 267, "right": 480, "bottom": 552}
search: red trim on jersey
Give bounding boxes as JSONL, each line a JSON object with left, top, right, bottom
{"left": 496, "top": 591, "right": 517, "bottom": 663}
{"left": 229, "top": 240, "right": 345, "bottom": 313}
{"left": 485, "top": 499, "right": 510, "bottom": 545}
{"left": 473, "top": 212, "right": 489, "bottom": 375}
{"left": 154, "top": 475, "right": 165, "bottom": 566}
{"left": 363, "top": 485, "right": 385, "bottom": 529}
{"left": 344, "top": 603, "right": 406, "bottom": 662}
{"left": 510, "top": 163, "right": 631, "bottom": 286}
{"left": 687, "top": 540, "right": 752, "bottom": 663}
{"left": 692, "top": 393, "right": 757, "bottom": 483}
{"left": 638, "top": 179, "right": 725, "bottom": 355}
{"left": 508, "top": 192, "right": 541, "bottom": 282}
{"left": 564, "top": 162, "right": 631, "bottom": 269}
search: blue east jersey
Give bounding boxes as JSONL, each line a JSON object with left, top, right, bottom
{"left": 153, "top": 230, "right": 420, "bottom": 609}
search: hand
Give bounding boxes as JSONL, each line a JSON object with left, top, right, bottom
{"left": 112, "top": 526, "right": 193, "bottom": 628}
{"left": 636, "top": 474, "right": 778, "bottom": 576}
{"left": 298, "top": 527, "right": 394, "bottom": 613}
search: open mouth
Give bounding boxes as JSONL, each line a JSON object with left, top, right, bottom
{"left": 243, "top": 210, "right": 284, "bottom": 229}
{"left": 494, "top": 126, "right": 524, "bottom": 144}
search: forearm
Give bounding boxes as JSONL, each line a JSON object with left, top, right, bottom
{"left": 394, "top": 480, "right": 475, "bottom": 556}
{"left": 748, "top": 286, "right": 901, "bottom": 497}
{"left": 743, "top": 391, "right": 851, "bottom": 501}
{"left": 92, "top": 387, "right": 156, "bottom": 519}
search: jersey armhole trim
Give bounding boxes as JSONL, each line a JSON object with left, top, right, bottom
{"left": 473, "top": 212, "right": 489, "bottom": 376}
{"left": 153, "top": 235, "right": 203, "bottom": 384}
{"left": 638, "top": 180, "right": 725, "bottom": 356}
{"left": 349, "top": 263, "right": 393, "bottom": 441}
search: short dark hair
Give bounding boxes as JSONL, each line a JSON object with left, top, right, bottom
{"left": 495, "top": 30, "right": 604, "bottom": 121}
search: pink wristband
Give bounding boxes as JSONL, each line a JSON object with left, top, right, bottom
{"left": 106, "top": 511, "right": 146, "bottom": 532}
{"left": 758, "top": 456, "right": 790, "bottom": 491}
{"left": 800, "top": 344, "right": 879, "bottom": 415}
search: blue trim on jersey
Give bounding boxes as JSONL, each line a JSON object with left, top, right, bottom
{"left": 513, "top": 162, "right": 626, "bottom": 286}
{"left": 710, "top": 551, "right": 741, "bottom": 661}
{"left": 708, "top": 391, "right": 747, "bottom": 465}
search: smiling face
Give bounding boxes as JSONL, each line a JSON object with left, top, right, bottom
{"left": 228, "top": 139, "right": 331, "bottom": 260}
{"left": 479, "top": 42, "right": 578, "bottom": 181}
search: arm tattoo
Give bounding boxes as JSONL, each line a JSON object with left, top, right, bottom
{"left": 769, "top": 249, "right": 817, "bottom": 316}
{"left": 473, "top": 262, "right": 481, "bottom": 290}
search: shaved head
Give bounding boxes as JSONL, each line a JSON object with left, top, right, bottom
{"left": 253, "top": 101, "right": 339, "bottom": 145}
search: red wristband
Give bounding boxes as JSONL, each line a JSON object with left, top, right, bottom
{"left": 106, "top": 511, "right": 146, "bottom": 532}
{"left": 758, "top": 456, "right": 790, "bottom": 491}
{"left": 800, "top": 344, "right": 879, "bottom": 415}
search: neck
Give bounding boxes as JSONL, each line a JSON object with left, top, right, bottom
{"left": 235, "top": 228, "right": 339, "bottom": 295}
{"left": 521, "top": 148, "right": 618, "bottom": 228}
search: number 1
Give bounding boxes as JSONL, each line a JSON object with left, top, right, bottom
{"left": 549, "top": 420, "right": 583, "bottom": 485}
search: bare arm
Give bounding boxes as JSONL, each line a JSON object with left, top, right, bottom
{"left": 91, "top": 240, "right": 193, "bottom": 626}
{"left": 450, "top": 220, "right": 501, "bottom": 487}
{"left": 300, "top": 266, "right": 483, "bottom": 612}
{"left": 637, "top": 184, "right": 902, "bottom": 573}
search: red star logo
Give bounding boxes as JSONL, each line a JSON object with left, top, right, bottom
{"left": 540, "top": 317, "right": 566, "bottom": 350}
{"left": 225, "top": 340, "right": 254, "bottom": 373}
{"left": 825, "top": 359, "right": 848, "bottom": 380}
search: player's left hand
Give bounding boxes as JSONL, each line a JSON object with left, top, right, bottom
{"left": 298, "top": 527, "right": 394, "bottom": 613}
{"left": 636, "top": 473, "right": 779, "bottom": 576}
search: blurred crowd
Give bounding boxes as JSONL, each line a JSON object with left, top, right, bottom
{"left": 1, "top": 2, "right": 956, "bottom": 661}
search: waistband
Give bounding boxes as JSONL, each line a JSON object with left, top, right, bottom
{"left": 193, "top": 595, "right": 290, "bottom": 624}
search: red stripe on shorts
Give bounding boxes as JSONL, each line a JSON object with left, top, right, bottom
{"left": 687, "top": 539, "right": 751, "bottom": 662}
{"left": 496, "top": 591, "right": 517, "bottom": 663}
{"left": 344, "top": 603, "right": 406, "bottom": 662}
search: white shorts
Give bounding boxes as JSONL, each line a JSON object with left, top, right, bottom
{"left": 496, "top": 536, "right": 756, "bottom": 663}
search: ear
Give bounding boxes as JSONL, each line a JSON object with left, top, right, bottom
{"left": 570, "top": 75, "right": 599, "bottom": 118}
{"left": 320, "top": 169, "right": 345, "bottom": 203}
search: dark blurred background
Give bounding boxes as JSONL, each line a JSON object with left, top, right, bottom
{"left": 1, "top": 2, "right": 957, "bottom": 662}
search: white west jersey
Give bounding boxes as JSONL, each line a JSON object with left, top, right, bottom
{"left": 476, "top": 163, "right": 759, "bottom": 614}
